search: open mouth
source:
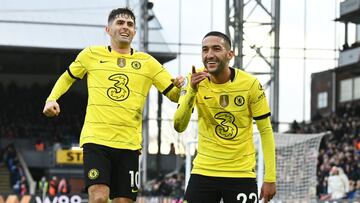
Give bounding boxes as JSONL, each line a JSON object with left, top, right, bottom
{"left": 120, "top": 33, "right": 129, "bottom": 37}
{"left": 206, "top": 61, "right": 218, "bottom": 68}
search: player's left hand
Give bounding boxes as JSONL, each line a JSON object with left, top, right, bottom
{"left": 171, "top": 75, "right": 185, "bottom": 88}
{"left": 260, "top": 182, "right": 276, "bottom": 203}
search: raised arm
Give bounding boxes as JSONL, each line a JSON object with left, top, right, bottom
{"left": 173, "top": 87, "right": 196, "bottom": 132}
{"left": 43, "top": 47, "right": 89, "bottom": 117}
{"left": 163, "top": 76, "right": 185, "bottom": 102}
{"left": 43, "top": 72, "right": 76, "bottom": 117}
{"left": 174, "top": 66, "right": 208, "bottom": 132}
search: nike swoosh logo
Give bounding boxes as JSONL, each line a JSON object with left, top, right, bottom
{"left": 131, "top": 189, "right": 138, "bottom": 193}
{"left": 100, "top": 60, "right": 109, "bottom": 63}
{"left": 204, "top": 96, "right": 213, "bottom": 99}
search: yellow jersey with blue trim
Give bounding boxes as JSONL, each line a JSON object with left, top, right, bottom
{"left": 67, "top": 46, "right": 174, "bottom": 150}
{"left": 183, "top": 67, "right": 271, "bottom": 178}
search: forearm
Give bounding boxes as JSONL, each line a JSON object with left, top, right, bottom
{"left": 256, "top": 117, "right": 276, "bottom": 182}
{"left": 173, "top": 88, "right": 196, "bottom": 132}
{"left": 165, "top": 85, "right": 181, "bottom": 102}
{"left": 46, "top": 72, "right": 76, "bottom": 102}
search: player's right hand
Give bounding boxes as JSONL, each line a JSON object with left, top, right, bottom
{"left": 190, "top": 65, "right": 208, "bottom": 91}
{"left": 171, "top": 75, "right": 185, "bottom": 88}
{"left": 43, "top": 101, "right": 60, "bottom": 117}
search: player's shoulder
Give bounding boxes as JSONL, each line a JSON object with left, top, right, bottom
{"left": 132, "top": 50, "right": 155, "bottom": 61}
{"left": 233, "top": 68, "right": 259, "bottom": 88}
{"left": 234, "top": 68, "right": 256, "bottom": 79}
{"left": 77, "top": 45, "right": 109, "bottom": 57}
{"left": 86, "top": 45, "right": 109, "bottom": 54}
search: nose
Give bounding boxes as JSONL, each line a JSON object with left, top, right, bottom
{"left": 121, "top": 24, "right": 129, "bottom": 30}
{"left": 205, "top": 50, "right": 215, "bottom": 60}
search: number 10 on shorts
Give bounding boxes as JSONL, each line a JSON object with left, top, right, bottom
{"left": 129, "top": 170, "right": 139, "bottom": 187}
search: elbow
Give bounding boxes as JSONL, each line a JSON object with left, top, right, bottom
{"left": 174, "top": 120, "right": 186, "bottom": 133}
{"left": 174, "top": 124, "right": 185, "bottom": 133}
{"left": 166, "top": 89, "right": 180, "bottom": 103}
{"left": 170, "top": 94, "right": 180, "bottom": 103}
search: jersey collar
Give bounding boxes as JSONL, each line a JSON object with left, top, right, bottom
{"left": 230, "top": 67, "right": 235, "bottom": 82}
{"left": 107, "top": 46, "right": 134, "bottom": 55}
{"left": 206, "top": 67, "right": 235, "bottom": 82}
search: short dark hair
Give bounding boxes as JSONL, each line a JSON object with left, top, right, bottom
{"left": 203, "top": 31, "right": 232, "bottom": 48}
{"left": 108, "top": 7, "right": 136, "bottom": 24}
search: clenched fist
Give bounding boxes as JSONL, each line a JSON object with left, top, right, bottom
{"left": 43, "top": 101, "right": 60, "bottom": 117}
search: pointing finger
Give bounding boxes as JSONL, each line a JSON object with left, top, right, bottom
{"left": 192, "top": 65, "right": 196, "bottom": 74}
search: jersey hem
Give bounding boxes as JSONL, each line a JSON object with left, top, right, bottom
{"left": 80, "top": 140, "right": 142, "bottom": 151}
{"left": 191, "top": 170, "right": 256, "bottom": 178}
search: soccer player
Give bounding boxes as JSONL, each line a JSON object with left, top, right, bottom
{"left": 174, "top": 31, "right": 276, "bottom": 203}
{"left": 43, "top": 8, "right": 183, "bottom": 203}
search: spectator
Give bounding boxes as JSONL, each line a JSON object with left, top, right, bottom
{"left": 338, "top": 167, "right": 350, "bottom": 195}
{"left": 346, "top": 180, "right": 356, "bottom": 199}
{"left": 57, "top": 177, "right": 69, "bottom": 195}
{"left": 290, "top": 120, "right": 300, "bottom": 133}
{"left": 151, "top": 174, "right": 164, "bottom": 196}
{"left": 48, "top": 176, "right": 58, "bottom": 196}
{"left": 356, "top": 139, "right": 360, "bottom": 155}
{"left": 169, "top": 143, "right": 176, "bottom": 155}
{"left": 13, "top": 179, "right": 21, "bottom": 194}
{"left": 35, "top": 139, "right": 45, "bottom": 151}
{"left": 323, "top": 166, "right": 349, "bottom": 200}
{"left": 20, "top": 183, "right": 27, "bottom": 196}
{"left": 12, "top": 175, "right": 27, "bottom": 195}
{"left": 38, "top": 176, "right": 48, "bottom": 200}
{"left": 353, "top": 180, "right": 360, "bottom": 199}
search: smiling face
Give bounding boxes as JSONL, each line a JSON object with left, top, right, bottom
{"left": 201, "top": 35, "right": 234, "bottom": 75}
{"left": 106, "top": 13, "right": 136, "bottom": 48}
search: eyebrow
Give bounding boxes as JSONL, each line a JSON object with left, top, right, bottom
{"left": 202, "top": 44, "right": 223, "bottom": 49}
{"left": 114, "top": 18, "right": 134, "bottom": 25}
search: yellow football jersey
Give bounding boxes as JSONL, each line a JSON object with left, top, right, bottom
{"left": 181, "top": 67, "right": 271, "bottom": 178}
{"left": 66, "top": 46, "right": 175, "bottom": 150}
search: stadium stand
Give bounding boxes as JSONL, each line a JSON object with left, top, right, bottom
{"left": 290, "top": 101, "right": 360, "bottom": 200}
{"left": 0, "top": 82, "right": 86, "bottom": 146}
{"left": 0, "top": 144, "right": 29, "bottom": 195}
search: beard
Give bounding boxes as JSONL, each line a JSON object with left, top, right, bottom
{"left": 204, "top": 60, "right": 227, "bottom": 75}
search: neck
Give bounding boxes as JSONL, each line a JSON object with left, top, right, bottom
{"left": 111, "top": 40, "right": 131, "bottom": 54}
{"left": 210, "top": 67, "right": 231, "bottom": 84}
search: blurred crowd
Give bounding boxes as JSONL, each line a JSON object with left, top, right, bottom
{"left": 290, "top": 101, "right": 360, "bottom": 200}
{"left": 0, "top": 82, "right": 86, "bottom": 146}
{"left": 0, "top": 145, "right": 71, "bottom": 196}
{"left": 0, "top": 83, "right": 84, "bottom": 196}
{"left": 140, "top": 173, "right": 185, "bottom": 201}
{"left": 1, "top": 145, "right": 28, "bottom": 195}
{"left": 37, "top": 175, "right": 71, "bottom": 197}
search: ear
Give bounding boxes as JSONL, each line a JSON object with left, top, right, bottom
{"left": 105, "top": 26, "right": 111, "bottom": 35}
{"left": 227, "top": 50, "right": 234, "bottom": 60}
